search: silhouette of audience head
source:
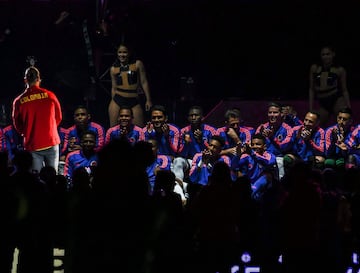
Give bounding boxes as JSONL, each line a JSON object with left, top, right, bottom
{"left": 13, "top": 150, "right": 33, "bottom": 172}
{"left": 208, "top": 161, "right": 232, "bottom": 187}
{"left": 134, "top": 140, "right": 155, "bottom": 168}
{"left": 39, "top": 166, "right": 57, "bottom": 189}
{"left": 72, "top": 167, "right": 92, "bottom": 192}
{"left": 153, "top": 169, "right": 176, "bottom": 194}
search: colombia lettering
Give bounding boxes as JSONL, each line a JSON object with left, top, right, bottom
{"left": 20, "top": 92, "right": 48, "bottom": 104}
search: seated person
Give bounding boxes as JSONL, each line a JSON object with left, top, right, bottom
{"left": 2, "top": 124, "right": 24, "bottom": 167}
{"left": 145, "top": 139, "right": 172, "bottom": 192}
{"left": 143, "top": 104, "right": 180, "bottom": 158}
{"left": 57, "top": 126, "right": 68, "bottom": 174}
{"left": 255, "top": 102, "right": 293, "bottom": 180}
{"left": 0, "top": 127, "right": 3, "bottom": 152}
{"left": 151, "top": 170, "right": 184, "bottom": 213}
{"left": 216, "top": 107, "right": 254, "bottom": 159}
{"left": 105, "top": 105, "right": 144, "bottom": 145}
{"left": 61, "top": 105, "right": 105, "bottom": 161}
{"left": 174, "top": 105, "right": 217, "bottom": 185}
{"left": 281, "top": 103, "right": 303, "bottom": 127}
{"left": 343, "top": 116, "right": 360, "bottom": 169}
{"left": 284, "top": 111, "right": 325, "bottom": 172}
{"left": 324, "top": 107, "right": 354, "bottom": 170}
{"left": 231, "top": 133, "right": 278, "bottom": 202}
{"left": 63, "top": 130, "right": 99, "bottom": 188}
{"left": 146, "top": 139, "right": 187, "bottom": 205}
{"left": 189, "top": 135, "right": 230, "bottom": 186}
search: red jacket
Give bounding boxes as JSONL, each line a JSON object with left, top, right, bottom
{"left": 12, "top": 85, "right": 62, "bottom": 151}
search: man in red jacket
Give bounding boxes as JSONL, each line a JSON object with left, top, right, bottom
{"left": 12, "top": 66, "right": 62, "bottom": 173}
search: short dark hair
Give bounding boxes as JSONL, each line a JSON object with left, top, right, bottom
{"left": 81, "top": 130, "right": 97, "bottom": 139}
{"left": 321, "top": 44, "right": 336, "bottom": 53}
{"left": 74, "top": 105, "right": 89, "bottom": 114}
{"left": 24, "top": 66, "right": 40, "bottom": 83}
{"left": 268, "top": 101, "right": 281, "bottom": 110}
{"left": 188, "top": 105, "right": 203, "bottom": 116}
{"left": 224, "top": 108, "right": 241, "bottom": 121}
{"left": 119, "top": 105, "right": 134, "bottom": 117}
{"left": 211, "top": 135, "right": 225, "bottom": 148}
{"left": 338, "top": 107, "right": 353, "bottom": 116}
{"left": 150, "top": 105, "right": 167, "bottom": 116}
{"left": 252, "top": 133, "right": 266, "bottom": 144}
{"left": 307, "top": 110, "right": 321, "bottom": 120}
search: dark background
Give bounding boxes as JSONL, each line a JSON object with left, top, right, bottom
{"left": 1, "top": 0, "right": 359, "bottom": 127}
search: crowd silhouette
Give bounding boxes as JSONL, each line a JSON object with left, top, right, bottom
{"left": 0, "top": 133, "right": 359, "bottom": 272}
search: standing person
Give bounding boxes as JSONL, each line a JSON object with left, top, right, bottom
{"left": 12, "top": 66, "right": 62, "bottom": 174}
{"left": 108, "top": 42, "right": 152, "bottom": 128}
{"left": 309, "top": 45, "right": 351, "bottom": 127}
